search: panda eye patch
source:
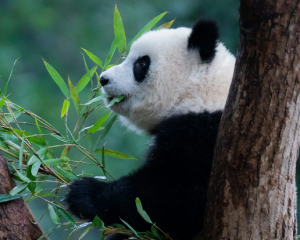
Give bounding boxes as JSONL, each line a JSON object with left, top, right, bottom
{"left": 133, "top": 56, "right": 151, "bottom": 83}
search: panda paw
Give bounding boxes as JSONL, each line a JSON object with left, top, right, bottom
{"left": 65, "top": 177, "right": 107, "bottom": 220}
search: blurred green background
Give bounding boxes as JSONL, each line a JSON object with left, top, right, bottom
{"left": 3, "top": 0, "right": 294, "bottom": 239}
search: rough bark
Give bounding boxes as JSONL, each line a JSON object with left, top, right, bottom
{"left": 203, "top": 0, "right": 300, "bottom": 240}
{"left": 0, "top": 152, "right": 45, "bottom": 240}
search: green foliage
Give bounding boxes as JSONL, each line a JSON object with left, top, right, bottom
{"left": 0, "top": 6, "right": 176, "bottom": 240}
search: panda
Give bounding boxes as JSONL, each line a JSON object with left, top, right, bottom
{"left": 66, "top": 19, "right": 235, "bottom": 240}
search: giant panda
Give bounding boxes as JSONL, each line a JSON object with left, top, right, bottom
{"left": 66, "top": 19, "right": 235, "bottom": 240}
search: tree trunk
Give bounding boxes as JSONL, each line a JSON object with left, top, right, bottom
{"left": 203, "top": 0, "right": 300, "bottom": 239}
{"left": 0, "top": 152, "right": 45, "bottom": 240}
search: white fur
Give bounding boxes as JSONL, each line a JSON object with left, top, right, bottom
{"left": 100, "top": 27, "right": 235, "bottom": 133}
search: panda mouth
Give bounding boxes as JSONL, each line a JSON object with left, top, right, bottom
{"left": 107, "top": 95, "right": 127, "bottom": 107}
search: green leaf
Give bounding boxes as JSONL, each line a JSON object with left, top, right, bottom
{"left": 43, "top": 59, "right": 69, "bottom": 98}
{"left": 92, "top": 216, "right": 104, "bottom": 228}
{"left": 4, "top": 58, "right": 19, "bottom": 95}
{"left": 95, "top": 148, "right": 136, "bottom": 160}
{"left": 104, "top": 64, "right": 114, "bottom": 70}
{"left": 124, "top": 12, "right": 168, "bottom": 55}
{"left": 14, "top": 129, "right": 47, "bottom": 146}
{"left": 82, "top": 49, "right": 103, "bottom": 68}
{"left": 0, "top": 130, "right": 18, "bottom": 141}
{"left": 107, "top": 96, "right": 125, "bottom": 108}
{"left": 120, "top": 218, "right": 141, "bottom": 239}
{"left": 151, "top": 224, "right": 162, "bottom": 240}
{"left": 75, "top": 66, "right": 98, "bottom": 94}
{"left": 10, "top": 182, "right": 28, "bottom": 196}
{"left": 19, "top": 133, "right": 25, "bottom": 174}
{"left": 79, "top": 225, "right": 93, "bottom": 240}
{"left": 104, "top": 38, "right": 118, "bottom": 67}
{"left": 27, "top": 148, "right": 47, "bottom": 166}
{"left": 26, "top": 165, "right": 36, "bottom": 192}
{"left": 97, "top": 115, "right": 117, "bottom": 143}
{"left": 61, "top": 99, "right": 70, "bottom": 118}
{"left": 43, "top": 157, "right": 70, "bottom": 165}
{"left": 31, "top": 161, "right": 42, "bottom": 177}
{"left": 54, "top": 204, "right": 76, "bottom": 228}
{"left": 48, "top": 203, "right": 61, "bottom": 224}
{"left": 82, "top": 94, "right": 110, "bottom": 106}
{"left": 101, "top": 146, "right": 106, "bottom": 177}
{"left": 114, "top": 5, "right": 126, "bottom": 53}
{"left": 53, "top": 165, "right": 79, "bottom": 183}
{"left": 52, "top": 134, "right": 75, "bottom": 144}
{"left": 35, "top": 118, "right": 43, "bottom": 135}
{"left": 68, "top": 77, "right": 81, "bottom": 114}
{"left": 156, "top": 19, "right": 175, "bottom": 30}
{"left": 88, "top": 112, "right": 112, "bottom": 133}
{"left": 135, "top": 198, "right": 152, "bottom": 224}
{"left": 13, "top": 165, "right": 31, "bottom": 183}
{"left": 0, "top": 97, "right": 7, "bottom": 108}
{"left": 0, "top": 193, "right": 22, "bottom": 203}
{"left": 6, "top": 109, "right": 22, "bottom": 123}
{"left": 0, "top": 140, "right": 8, "bottom": 150}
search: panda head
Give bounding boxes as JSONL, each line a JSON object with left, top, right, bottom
{"left": 100, "top": 19, "right": 235, "bottom": 133}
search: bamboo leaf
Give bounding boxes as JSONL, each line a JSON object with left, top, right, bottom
{"left": 61, "top": 99, "right": 70, "bottom": 118}
{"left": 48, "top": 203, "right": 61, "bottom": 224}
{"left": 54, "top": 204, "right": 76, "bottom": 228}
{"left": 104, "top": 38, "right": 118, "bottom": 67}
{"left": 52, "top": 134, "right": 75, "bottom": 144}
{"left": 75, "top": 66, "right": 98, "bottom": 94}
{"left": 53, "top": 165, "right": 79, "bottom": 183}
{"left": 79, "top": 225, "right": 93, "bottom": 240}
{"left": 107, "top": 96, "right": 124, "bottom": 108}
{"left": 97, "top": 115, "right": 117, "bottom": 143}
{"left": 82, "top": 49, "right": 103, "bottom": 68}
{"left": 120, "top": 218, "right": 141, "bottom": 239}
{"left": 88, "top": 112, "right": 112, "bottom": 133}
{"left": 19, "top": 133, "right": 25, "bottom": 174}
{"left": 0, "top": 97, "right": 7, "bottom": 108}
{"left": 13, "top": 165, "right": 31, "bottom": 183}
{"left": 43, "top": 59, "right": 69, "bottom": 98}
{"left": 14, "top": 129, "right": 47, "bottom": 146}
{"left": 82, "top": 94, "right": 110, "bottom": 106}
{"left": 10, "top": 182, "right": 28, "bottom": 196}
{"left": 6, "top": 109, "right": 22, "bottom": 123}
{"left": 124, "top": 12, "right": 168, "bottom": 55}
{"left": 92, "top": 216, "right": 104, "bottom": 228}
{"left": 94, "top": 148, "right": 136, "bottom": 160}
{"left": 31, "top": 161, "right": 42, "bottom": 177}
{"left": 156, "top": 19, "right": 175, "bottom": 29}
{"left": 135, "top": 198, "right": 152, "bottom": 224}
{"left": 0, "top": 140, "right": 8, "bottom": 150}
{"left": 114, "top": 5, "right": 126, "bottom": 53}
{"left": 68, "top": 77, "right": 81, "bottom": 114}
{"left": 27, "top": 148, "right": 47, "bottom": 166}
{"left": 0, "top": 193, "right": 22, "bottom": 203}
{"left": 43, "top": 157, "right": 70, "bottom": 165}
{"left": 4, "top": 58, "right": 19, "bottom": 95}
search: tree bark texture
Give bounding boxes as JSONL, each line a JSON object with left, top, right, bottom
{"left": 204, "top": 0, "right": 300, "bottom": 240}
{"left": 0, "top": 152, "right": 45, "bottom": 240}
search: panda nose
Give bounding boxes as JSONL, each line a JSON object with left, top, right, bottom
{"left": 100, "top": 77, "right": 110, "bottom": 87}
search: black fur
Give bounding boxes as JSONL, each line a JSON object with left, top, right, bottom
{"left": 188, "top": 19, "right": 219, "bottom": 62}
{"left": 66, "top": 111, "right": 222, "bottom": 240}
{"left": 133, "top": 55, "right": 151, "bottom": 82}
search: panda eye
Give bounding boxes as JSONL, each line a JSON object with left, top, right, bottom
{"left": 133, "top": 56, "right": 151, "bottom": 83}
{"left": 139, "top": 60, "right": 147, "bottom": 68}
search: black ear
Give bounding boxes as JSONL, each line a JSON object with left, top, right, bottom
{"left": 188, "top": 19, "right": 219, "bottom": 62}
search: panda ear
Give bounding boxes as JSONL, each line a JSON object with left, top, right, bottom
{"left": 187, "top": 19, "right": 219, "bottom": 62}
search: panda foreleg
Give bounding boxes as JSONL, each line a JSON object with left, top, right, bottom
{"left": 65, "top": 173, "right": 153, "bottom": 230}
